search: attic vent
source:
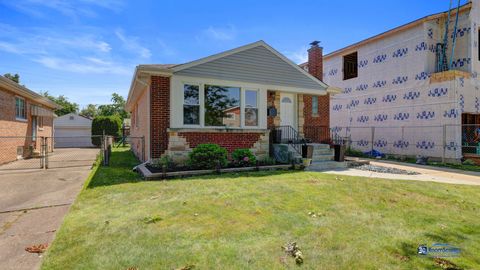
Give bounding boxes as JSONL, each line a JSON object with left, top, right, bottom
{"left": 69, "top": 116, "right": 74, "bottom": 120}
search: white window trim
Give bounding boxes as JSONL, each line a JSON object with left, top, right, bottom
{"left": 15, "top": 96, "right": 27, "bottom": 121}
{"left": 182, "top": 82, "right": 259, "bottom": 129}
{"left": 244, "top": 89, "right": 259, "bottom": 127}
{"left": 182, "top": 82, "right": 201, "bottom": 127}
{"left": 173, "top": 76, "right": 274, "bottom": 130}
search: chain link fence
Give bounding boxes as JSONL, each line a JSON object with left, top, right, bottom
{"left": 0, "top": 135, "right": 104, "bottom": 171}
{"left": 0, "top": 136, "right": 47, "bottom": 170}
{"left": 328, "top": 124, "right": 480, "bottom": 162}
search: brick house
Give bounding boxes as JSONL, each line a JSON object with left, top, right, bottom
{"left": 126, "top": 41, "right": 338, "bottom": 163}
{"left": 0, "top": 75, "right": 59, "bottom": 164}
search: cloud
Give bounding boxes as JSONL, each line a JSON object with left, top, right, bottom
{"left": 198, "top": 25, "right": 237, "bottom": 42}
{"left": 0, "top": 41, "right": 23, "bottom": 54}
{"left": 57, "top": 36, "right": 112, "bottom": 53}
{"left": 0, "top": 33, "right": 111, "bottom": 55}
{"left": 157, "top": 39, "right": 176, "bottom": 57}
{"left": 35, "top": 56, "right": 130, "bottom": 75}
{"left": 115, "top": 28, "right": 151, "bottom": 58}
{"left": 1, "top": 0, "right": 125, "bottom": 18}
{"left": 285, "top": 46, "right": 308, "bottom": 64}
{"left": 0, "top": 24, "right": 135, "bottom": 75}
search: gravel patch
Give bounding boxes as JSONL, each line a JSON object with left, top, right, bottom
{"left": 355, "top": 164, "right": 420, "bottom": 175}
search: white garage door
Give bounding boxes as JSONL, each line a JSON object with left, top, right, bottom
{"left": 54, "top": 128, "right": 94, "bottom": 148}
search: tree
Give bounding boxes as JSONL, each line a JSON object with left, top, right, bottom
{"left": 97, "top": 92, "right": 129, "bottom": 120}
{"left": 204, "top": 86, "right": 239, "bottom": 126}
{"left": 91, "top": 115, "right": 122, "bottom": 146}
{"left": 3, "top": 73, "right": 20, "bottom": 84}
{"left": 80, "top": 104, "right": 98, "bottom": 119}
{"left": 41, "top": 92, "right": 79, "bottom": 116}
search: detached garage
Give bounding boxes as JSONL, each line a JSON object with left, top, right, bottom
{"left": 54, "top": 113, "right": 94, "bottom": 148}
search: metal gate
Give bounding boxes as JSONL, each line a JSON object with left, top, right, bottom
{"left": 0, "top": 135, "right": 143, "bottom": 171}
{"left": 44, "top": 136, "right": 105, "bottom": 169}
{"left": 0, "top": 135, "right": 107, "bottom": 171}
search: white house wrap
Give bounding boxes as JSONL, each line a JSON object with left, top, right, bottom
{"left": 322, "top": 1, "right": 480, "bottom": 162}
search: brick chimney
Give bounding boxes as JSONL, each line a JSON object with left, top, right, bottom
{"left": 308, "top": 41, "right": 323, "bottom": 81}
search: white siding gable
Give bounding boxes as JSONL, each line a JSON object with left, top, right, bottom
{"left": 54, "top": 113, "right": 92, "bottom": 128}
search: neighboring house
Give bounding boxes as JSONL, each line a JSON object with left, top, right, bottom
{"left": 0, "top": 75, "right": 60, "bottom": 164}
{"left": 126, "top": 40, "right": 337, "bottom": 162}
{"left": 54, "top": 113, "right": 94, "bottom": 148}
{"left": 222, "top": 106, "right": 240, "bottom": 127}
{"left": 302, "top": 1, "right": 480, "bottom": 162}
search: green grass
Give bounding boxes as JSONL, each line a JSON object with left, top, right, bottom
{"left": 41, "top": 148, "right": 480, "bottom": 270}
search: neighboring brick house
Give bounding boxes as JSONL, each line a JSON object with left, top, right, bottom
{"left": 126, "top": 41, "right": 337, "bottom": 163}
{"left": 0, "top": 75, "right": 60, "bottom": 164}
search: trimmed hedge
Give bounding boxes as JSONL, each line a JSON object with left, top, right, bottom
{"left": 187, "top": 144, "right": 228, "bottom": 169}
{"left": 91, "top": 116, "right": 122, "bottom": 146}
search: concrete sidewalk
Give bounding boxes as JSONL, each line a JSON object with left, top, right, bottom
{"left": 322, "top": 159, "right": 480, "bottom": 186}
{"left": 0, "top": 148, "right": 97, "bottom": 270}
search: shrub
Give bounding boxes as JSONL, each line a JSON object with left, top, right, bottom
{"left": 188, "top": 144, "right": 228, "bottom": 169}
{"left": 231, "top": 148, "right": 256, "bottom": 167}
{"left": 151, "top": 156, "right": 175, "bottom": 169}
{"left": 259, "top": 157, "right": 276, "bottom": 166}
{"left": 345, "top": 147, "right": 367, "bottom": 158}
{"left": 463, "top": 159, "right": 476, "bottom": 166}
{"left": 91, "top": 116, "right": 122, "bottom": 146}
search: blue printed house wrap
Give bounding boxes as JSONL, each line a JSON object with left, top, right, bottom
{"left": 324, "top": 5, "right": 480, "bottom": 161}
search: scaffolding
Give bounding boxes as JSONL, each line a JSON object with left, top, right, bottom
{"left": 436, "top": 0, "right": 462, "bottom": 72}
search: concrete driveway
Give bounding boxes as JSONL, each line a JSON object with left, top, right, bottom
{"left": 0, "top": 148, "right": 98, "bottom": 270}
{"left": 323, "top": 159, "right": 480, "bottom": 186}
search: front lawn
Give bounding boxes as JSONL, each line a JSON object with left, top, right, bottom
{"left": 42, "top": 148, "right": 480, "bottom": 270}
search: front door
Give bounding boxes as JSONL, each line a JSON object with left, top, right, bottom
{"left": 280, "top": 93, "right": 295, "bottom": 127}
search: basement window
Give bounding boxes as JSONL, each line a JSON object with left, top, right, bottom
{"left": 343, "top": 52, "right": 358, "bottom": 80}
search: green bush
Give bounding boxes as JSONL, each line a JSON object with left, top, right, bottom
{"left": 463, "top": 159, "right": 476, "bottom": 166}
{"left": 231, "top": 148, "right": 256, "bottom": 167}
{"left": 91, "top": 116, "right": 122, "bottom": 146}
{"left": 345, "top": 147, "right": 367, "bottom": 158}
{"left": 259, "top": 157, "right": 276, "bottom": 166}
{"left": 151, "top": 156, "right": 175, "bottom": 169}
{"left": 188, "top": 144, "right": 228, "bottom": 169}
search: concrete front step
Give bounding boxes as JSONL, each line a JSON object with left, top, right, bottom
{"left": 313, "top": 149, "right": 333, "bottom": 155}
{"left": 312, "top": 154, "right": 333, "bottom": 162}
{"left": 309, "top": 143, "right": 331, "bottom": 150}
{"left": 306, "top": 161, "right": 347, "bottom": 171}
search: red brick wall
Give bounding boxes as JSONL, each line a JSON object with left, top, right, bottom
{"left": 178, "top": 132, "right": 261, "bottom": 155}
{"left": 308, "top": 45, "right": 323, "bottom": 81}
{"left": 304, "top": 43, "right": 330, "bottom": 143}
{"left": 303, "top": 94, "right": 330, "bottom": 143}
{"left": 150, "top": 76, "right": 170, "bottom": 159}
{"left": 0, "top": 87, "right": 54, "bottom": 164}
